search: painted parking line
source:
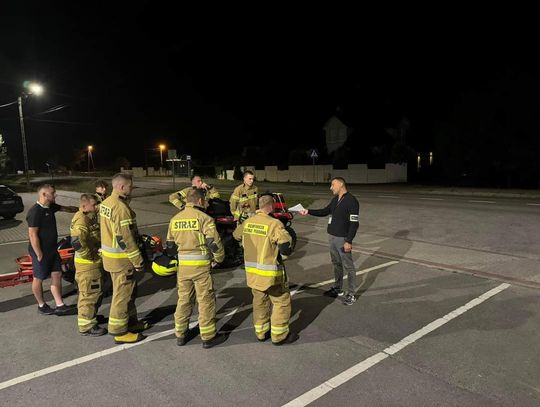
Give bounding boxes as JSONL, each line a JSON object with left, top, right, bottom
{"left": 0, "top": 222, "right": 171, "bottom": 247}
{"left": 0, "top": 260, "right": 397, "bottom": 391}
{"left": 527, "top": 203, "right": 540, "bottom": 206}
{"left": 305, "top": 261, "right": 398, "bottom": 289}
{"left": 282, "top": 283, "right": 511, "bottom": 407}
{"left": 468, "top": 200, "right": 496, "bottom": 204}
{"left": 418, "top": 197, "right": 444, "bottom": 201}
{"left": 377, "top": 195, "right": 400, "bottom": 199}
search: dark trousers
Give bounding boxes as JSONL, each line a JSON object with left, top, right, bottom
{"left": 328, "top": 235, "right": 356, "bottom": 294}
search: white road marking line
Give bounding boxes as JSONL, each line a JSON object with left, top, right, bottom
{"left": 0, "top": 261, "right": 395, "bottom": 390}
{"left": 359, "top": 237, "right": 387, "bottom": 245}
{"left": 527, "top": 203, "right": 540, "bottom": 206}
{"left": 224, "top": 307, "right": 239, "bottom": 317}
{"left": 0, "top": 223, "right": 170, "bottom": 247}
{"left": 0, "top": 239, "right": 30, "bottom": 246}
{"left": 418, "top": 197, "right": 443, "bottom": 201}
{"left": 0, "top": 324, "right": 177, "bottom": 391}
{"left": 377, "top": 195, "right": 400, "bottom": 198}
{"left": 282, "top": 283, "right": 511, "bottom": 407}
{"left": 306, "top": 261, "right": 398, "bottom": 289}
{"left": 468, "top": 200, "right": 496, "bottom": 204}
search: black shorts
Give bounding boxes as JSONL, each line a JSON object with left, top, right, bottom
{"left": 30, "top": 251, "right": 62, "bottom": 280}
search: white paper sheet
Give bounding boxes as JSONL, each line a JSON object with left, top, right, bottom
{"left": 288, "top": 203, "right": 306, "bottom": 213}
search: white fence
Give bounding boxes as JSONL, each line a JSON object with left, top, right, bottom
{"left": 221, "top": 163, "right": 407, "bottom": 183}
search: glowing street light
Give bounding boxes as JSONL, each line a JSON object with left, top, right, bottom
{"left": 28, "top": 82, "right": 44, "bottom": 96}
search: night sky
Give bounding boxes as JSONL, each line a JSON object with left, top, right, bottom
{"left": 1, "top": 5, "right": 537, "bottom": 178}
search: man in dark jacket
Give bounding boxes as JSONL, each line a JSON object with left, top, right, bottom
{"left": 299, "top": 177, "right": 360, "bottom": 305}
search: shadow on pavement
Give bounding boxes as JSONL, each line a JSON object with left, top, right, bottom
{"left": 0, "top": 219, "right": 22, "bottom": 230}
{"left": 357, "top": 229, "right": 413, "bottom": 296}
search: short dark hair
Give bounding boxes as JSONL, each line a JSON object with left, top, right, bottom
{"left": 186, "top": 188, "right": 205, "bottom": 203}
{"left": 95, "top": 180, "right": 108, "bottom": 188}
{"left": 80, "top": 193, "right": 97, "bottom": 203}
{"left": 331, "top": 177, "right": 347, "bottom": 187}
{"left": 243, "top": 170, "right": 254, "bottom": 177}
{"left": 37, "top": 183, "right": 55, "bottom": 193}
{"left": 111, "top": 173, "right": 133, "bottom": 187}
{"left": 190, "top": 174, "right": 202, "bottom": 181}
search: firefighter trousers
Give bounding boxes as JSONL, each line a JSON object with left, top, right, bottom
{"left": 75, "top": 268, "right": 103, "bottom": 332}
{"left": 252, "top": 283, "right": 291, "bottom": 342}
{"left": 107, "top": 268, "right": 139, "bottom": 335}
{"left": 175, "top": 268, "right": 216, "bottom": 341}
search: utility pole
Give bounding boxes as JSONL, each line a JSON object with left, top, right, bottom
{"left": 17, "top": 96, "right": 30, "bottom": 190}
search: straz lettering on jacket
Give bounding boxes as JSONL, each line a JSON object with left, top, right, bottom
{"left": 100, "top": 205, "right": 112, "bottom": 219}
{"left": 243, "top": 222, "right": 268, "bottom": 236}
{"left": 172, "top": 219, "right": 200, "bottom": 231}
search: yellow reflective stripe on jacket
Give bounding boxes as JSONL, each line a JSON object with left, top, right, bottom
{"left": 109, "top": 317, "right": 128, "bottom": 326}
{"left": 245, "top": 261, "right": 279, "bottom": 271}
{"left": 120, "top": 218, "right": 135, "bottom": 227}
{"left": 101, "top": 252, "right": 128, "bottom": 259}
{"left": 126, "top": 250, "right": 141, "bottom": 259}
{"left": 100, "top": 244, "right": 139, "bottom": 260}
{"left": 231, "top": 195, "right": 240, "bottom": 201}
{"left": 179, "top": 259, "right": 211, "bottom": 266}
{"left": 197, "top": 233, "right": 208, "bottom": 256}
{"left": 245, "top": 266, "right": 283, "bottom": 277}
{"left": 101, "top": 244, "right": 128, "bottom": 259}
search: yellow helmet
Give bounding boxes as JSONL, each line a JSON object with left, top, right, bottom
{"left": 151, "top": 254, "right": 178, "bottom": 277}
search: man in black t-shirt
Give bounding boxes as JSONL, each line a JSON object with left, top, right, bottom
{"left": 299, "top": 177, "right": 360, "bottom": 305}
{"left": 27, "top": 184, "right": 78, "bottom": 315}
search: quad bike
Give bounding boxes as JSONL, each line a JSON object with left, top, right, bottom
{"left": 205, "top": 192, "right": 297, "bottom": 269}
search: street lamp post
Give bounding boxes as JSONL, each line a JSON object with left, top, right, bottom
{"left": 17, "top": 96, "right": 30, "bottom": 190}
{"left": 88, "top": 145, "right": 93, "bottom": 172}
{"left": 159, "top": 144, "right": 165, "bottom": 167}
{"left": 17, "top": 82, "right": 44, "bottom": 190}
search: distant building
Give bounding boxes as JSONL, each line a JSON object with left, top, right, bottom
{"left": 323, "top": 115, "right": 352, "bottom": 154}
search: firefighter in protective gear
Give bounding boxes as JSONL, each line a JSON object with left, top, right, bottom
{"left": 94, "top": 179, "right": 108, "bottom": 205}
{"left": 169, "top": 175, "right": 220, "bottom": 210}
{"left": 166, "top": 188, "right": 226, "bottom": 348}
{"left": 99, "top": 173, "right": 150, "bottom": 344}
{"left": 233, "top": 194, "right": 297, "bottom": 345}
{"left": 92, "top": 179, "right": 108, "bottom": 222}
{"left": 229, "top": 170, "right": 258, "bottom": 223}
{"left": 70, "top": 194, "right": 106, "bottom": 337}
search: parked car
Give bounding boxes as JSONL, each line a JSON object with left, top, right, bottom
{"left": 0, "top": 185, "right": 24, "bottom": 220}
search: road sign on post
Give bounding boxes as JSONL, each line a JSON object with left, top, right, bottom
{"left": 168, "top": 149, "right": 177, "bottom": 159}
{"left": 166, "top": 158, "right": 182, "bottom": 190}
{"left": 310, "top": 149, "right": 318, "bottom": 185}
